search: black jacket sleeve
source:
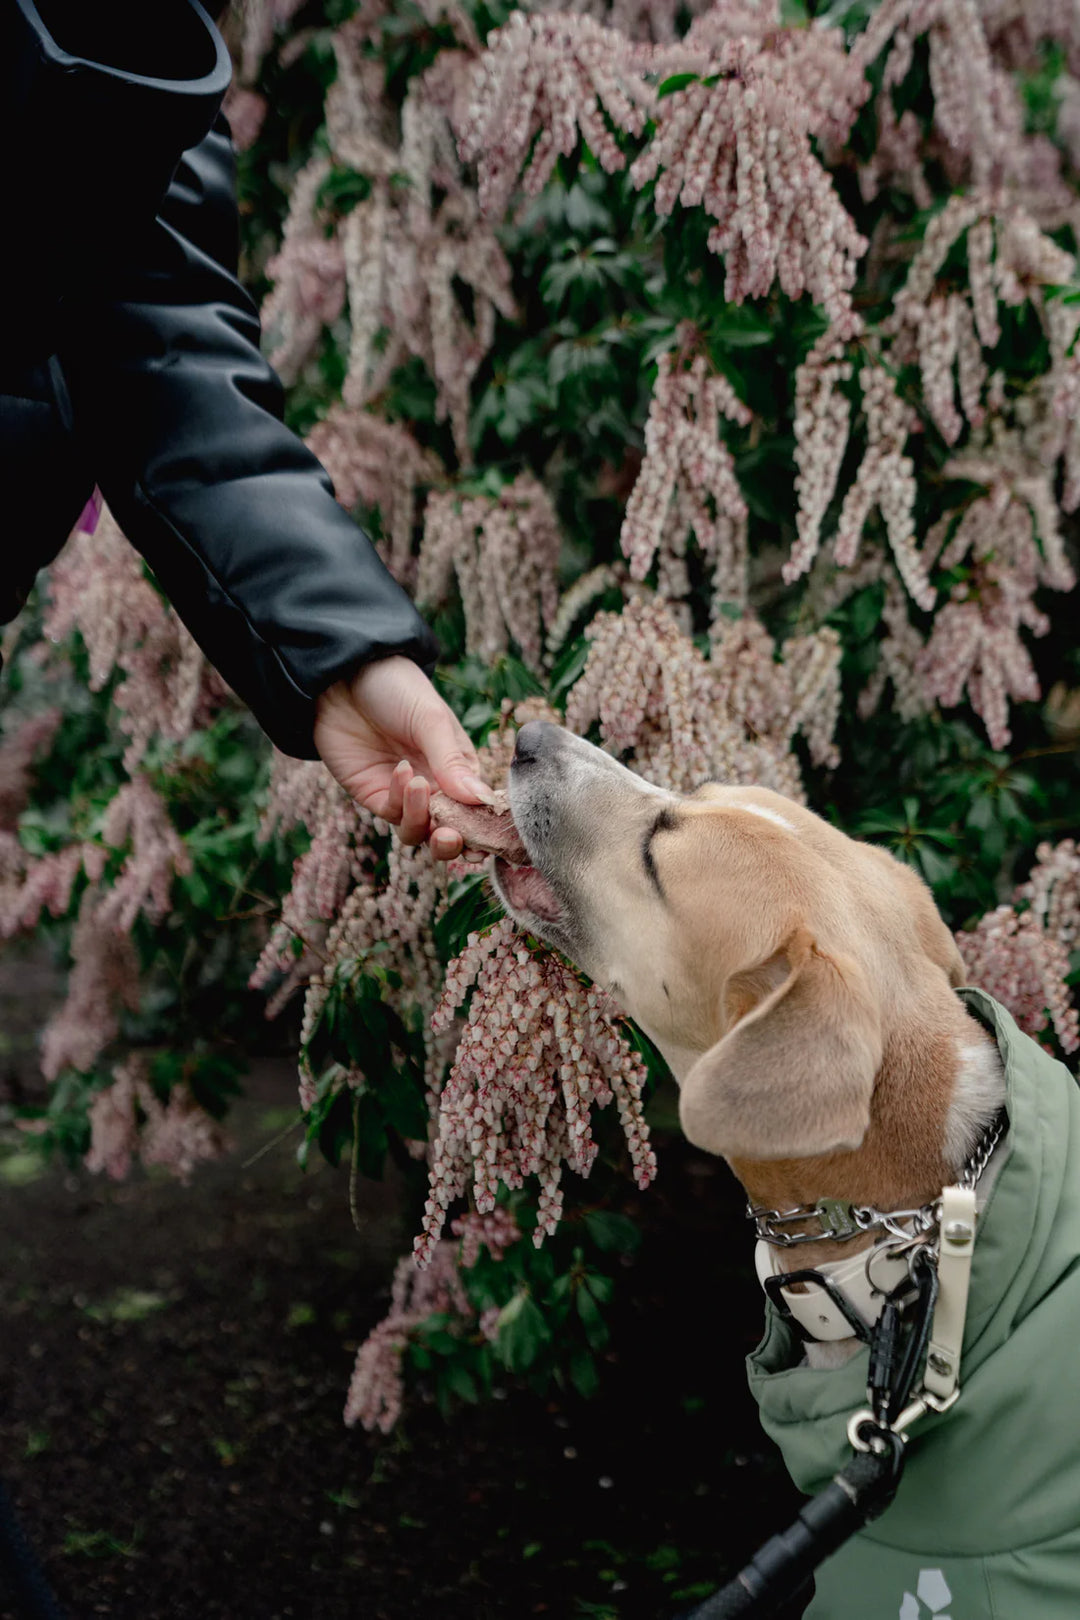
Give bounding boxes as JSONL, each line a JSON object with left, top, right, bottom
{"left": 56, "top": 115, "right": 439, "bottom": 759}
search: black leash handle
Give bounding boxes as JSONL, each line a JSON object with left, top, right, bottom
{"left": 0, "top": 1476, "right": 70, "bottom": 1620}
{"left": 682, "top": 1436, "right": 904, "bottom": 1620}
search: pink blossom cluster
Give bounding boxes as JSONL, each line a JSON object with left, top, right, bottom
{"left": 459, "top": 7, "right": 869, "bottom": 326}
{"left": 0, "top": 709, "right": 61, "bottom": 830}
{"left": 1018, "top": 841, "right": 1080, "bottom": 955}
{"left": 250, "top": 754, "right": 377, "bottom": 1017}
{"left": 854, "top": 0, "right": 1080, "bottom": 227}
{"left": 418, "top": 475, "right": 561, "bottom": 672}
{"left": 43, "top": 508, "right": 230, "bottom": 772}
{"left": 530, "top": 0, "right": 713, "bottom": 45}
{"left": 979, "top": 0, "right": 1080, "bottom": 75}
{"left": 452, "top": 1204, "right": 522, "bottom": 1269}
{"left": 41, "top": 775, "right": 193, "bottom": 1080}
{"left": 913, "top": 424, "right": 1075, "bottom": 749}
{"left": 918, "top": 565, "right": 1042, "bottom": 753}
{"left": 620, "top": 336, "right": 751, "bottom": 617}
{"left": 88, "top": 776, "right": 193, "bottom": 931}
{"left": 855, "top": 564, "right": 933, "bottom": 724}
{"left": 545, "top": 564, "right": 625, "bottom": 665}
{"left": 853, "top": 0, "right": 1021, "bottom": 193}
{"left": 630, "top": 11, "right": 869, "bottom": 325}
{"left": 225, "top": 0, "right": 309, "bottom": 88}
{"left": 297, "top": 838, "right": 446, "bottom": 1112}
{"left": 565, "top": 593, "right": 841, "bottom": 797}
{"left": 887, "top": 197, "right": 1074, "bottom": 443}
{"left": 414, "top": 919, "right": 655, "bottom": 1267}
{"left": 1, "top": 769, "right": 193, "bottom": 1082}
{"left": 0, "top": 838, "right": 84, "bottom": 941}
{"left": 455, "top": 12, "right": 651, "bottom": 219}
{"left": 955, "top": 836, "right": 1080, "bottom": 1058}
{"left": 957, "top": 906, "right": 1079, "bottom": 1054}
{"left": 344, "top": 1239, "right": 474, "bottom": 1432}
{"left": 797, "top": 187, "right": 1077, "bottom": 747}
{"left": 260, "top": 22, "right": 514, "bottom": 465}
{"left": 710, "top": 616, "right": 843, "bottom": 780}
{"left": 329, "top": 28, "right": 515, "bottom": 460}
{"left": 85, "top": 1055, "right": 230, "bottom": 1185}
{"left": 221, "top": 84, "right": 268, "bottom": 152}
{"left": 788, "top": 328, "right": 855, "bottom": 586}
{"left": 835, "top": 364, "right": 932, "bottom": 611}
{"left": 39, "top": 898, "right": 142, "bottom": 1081}
{"left": 304, "top": 407, "right": 443, "bottom": 584}
{"left": 566, "top": 594, "right": 730, "bottom": 789}
{"left": 261, "top": 155, "right": 347, "bottom": 384}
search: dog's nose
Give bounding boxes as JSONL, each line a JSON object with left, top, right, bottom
{"left": 512, "top": 720, "right": 559, "bottom": 767}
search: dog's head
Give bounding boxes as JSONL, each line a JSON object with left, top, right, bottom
{"left": 492, "top": 721, "right": 966, "bottom": 1166}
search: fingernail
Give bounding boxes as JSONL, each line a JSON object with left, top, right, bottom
{"left": 459, "top": 774, "right": 497, "bottom": 805}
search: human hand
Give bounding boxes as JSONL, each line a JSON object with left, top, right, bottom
{"left": 313, "top": 656, "right": 493, "bottom": 861}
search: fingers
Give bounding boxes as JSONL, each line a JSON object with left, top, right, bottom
{"left": 397, "top": 768, "right": 431, "bottom": 847}
{"left": 386, "top": 761, "right": 468, "bottom": 862}
{"left": 430, "top": 825, "right": 466, "bottom": 862}
{"left": 383, "top": 759, "right": 413, "bottom": 827}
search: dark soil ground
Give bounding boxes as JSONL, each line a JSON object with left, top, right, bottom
{"left": 0, "top": 948, "right": 807, "bottom": 1620}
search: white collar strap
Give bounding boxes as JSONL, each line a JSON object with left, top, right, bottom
{"left": 755, "top": 1234, "right": 913, "bottom": 1342}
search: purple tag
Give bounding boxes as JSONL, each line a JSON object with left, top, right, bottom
{"left": 76, "top": 487, "right": 103, "bottom": 535}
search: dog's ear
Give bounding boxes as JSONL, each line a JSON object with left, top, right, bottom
{"left": 678, "top": 925, "right": 882, "bottom": 1162}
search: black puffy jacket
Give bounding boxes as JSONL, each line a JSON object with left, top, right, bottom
{"left": 1, "top": 0, "right": 438, "bottom": 758}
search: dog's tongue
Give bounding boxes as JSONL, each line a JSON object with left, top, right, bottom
{"left": 429, "top": 789, "right": 527, "bottom": 865}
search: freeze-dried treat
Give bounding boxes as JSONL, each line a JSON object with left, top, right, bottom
{"left": 428, "top": 789, "right": 527, "bottom": 864}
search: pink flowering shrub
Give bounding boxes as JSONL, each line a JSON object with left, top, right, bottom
{"left": 8, "top": 0, "right": 1080, "bottom": 1428}
{"left": 235, "top": 0, "right": 1080, "bottom": 1426}
{"left": 0, "top": 503, "right": 293, "bottom": 1172}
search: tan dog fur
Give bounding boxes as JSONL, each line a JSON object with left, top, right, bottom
{"left": 492, "top": 724, "right": 1004, "bottom": 1275}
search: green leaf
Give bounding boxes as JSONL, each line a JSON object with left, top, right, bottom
{"left": 378, "top": 1066, "right": 429, "bottom": 1141}
{"left": 657, "top": 73, "right": 699, "bottom": 99}
{"left": 441, "top": 1363, "right": 479, "bottom": 1404}
{"left": 575, "top": 1283, "right": 610, "bottom": 1351}
{"left": 495, "top": 1291, "right": 552, "bottom": 1373}
{"left": 848, "top": 584, "right": 885, "bottom": 642}
{"left": 582, "top": 1211, "right": 642, "bottom": 1255}
{"left": 915, "top": 843, "right": 957, "bottom": 887}
{"left": 351, "top": 1091, "right": 388, "bottom": 1180}
{"left": 569, "top": 1345, "right": 600, "bottom": 1399}
{"left": 315, "top": 166, "right": 373, "bottom": 216}
{"left": 549, "top": 637, "right": 591, "bottom": 701}
{"left": 711, "top": 306, "right": 775, "bottom": 349}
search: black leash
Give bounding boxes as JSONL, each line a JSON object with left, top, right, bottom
{"left": 0, "top": 1475, "right": 70, "bottom": 1620}
{"left": 682, "top": 1436, "right": 903, "bottom": 1618}
{"left": 681, "top": 1244, "right": 941, "bottom": 1620}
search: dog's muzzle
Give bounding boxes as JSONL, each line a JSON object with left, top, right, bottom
{"left": 490, "top": 721, "right": 567, "bottom": 929}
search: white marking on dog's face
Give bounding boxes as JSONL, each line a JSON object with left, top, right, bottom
{"left": 725, "top": 800, "right": 797, "bottom": 833}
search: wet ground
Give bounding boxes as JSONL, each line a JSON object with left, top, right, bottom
{"left": 0, "top": 949, "right": 805, "bottom": 1620}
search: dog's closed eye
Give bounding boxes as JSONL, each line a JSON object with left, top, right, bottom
{"left": 642, "top": 807, "right": 680, "bottom": 897}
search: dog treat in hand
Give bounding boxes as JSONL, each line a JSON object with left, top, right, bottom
{"left": 429, "top": 789, "right": 527, "bottom": 865}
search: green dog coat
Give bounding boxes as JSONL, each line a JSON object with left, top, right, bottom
{"left": 746, "top": 989, "right": 1080, "bottom": 1619}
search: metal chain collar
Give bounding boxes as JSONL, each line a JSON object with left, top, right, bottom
{"left": 748, "top": 1107, "right": 1008, "bottom": 1249}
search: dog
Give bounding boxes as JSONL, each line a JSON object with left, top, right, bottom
{"left": 489, "top": 719, "right": 1080, "bottom": 1620}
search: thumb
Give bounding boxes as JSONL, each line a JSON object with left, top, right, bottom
{"left": 417, "top": 708, "right": 494, "bottom": 805}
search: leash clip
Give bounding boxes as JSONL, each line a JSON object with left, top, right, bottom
{"left": 847, "top": 1385, "right": 960, "bottom": 1455}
